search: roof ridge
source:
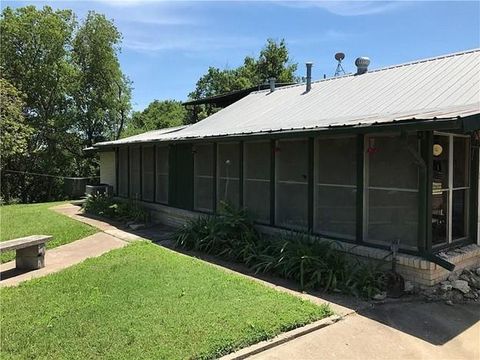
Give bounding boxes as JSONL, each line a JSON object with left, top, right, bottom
{"left": 251, "top": 48, "right": 480, "bottom": 94}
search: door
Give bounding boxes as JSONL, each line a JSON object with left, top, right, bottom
{"left": 169, "top": 143, "right": 194, "bottom": 210}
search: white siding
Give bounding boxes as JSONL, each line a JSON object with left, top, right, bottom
{"left": 100, "top": 151, "right": 116, "bottom": 192}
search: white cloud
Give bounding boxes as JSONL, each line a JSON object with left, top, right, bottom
{"left": 123, "top": 33, "right": 262, "bottom": 53}
{"left": 276, "top": 1, "right": 408, "bottom": 16}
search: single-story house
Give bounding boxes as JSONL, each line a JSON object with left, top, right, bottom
{"left": 92, "top": 49, "right": 480, "bottom": 285}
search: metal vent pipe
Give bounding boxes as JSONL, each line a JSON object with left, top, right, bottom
{"left": 306, "top": 62, "right": 313, "bottom": 92}
{"left": 269, "top": 78, "right": 276, "bottom": 93}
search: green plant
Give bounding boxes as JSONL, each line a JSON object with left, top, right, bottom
{"left": 173, "top": 202, "right": 260, "bottom": 262}
{"left": 173, "top": 204, "right": 387, "bottom": 299}
{"left": 82, "top": 193, "right": 148, "bottom": 223}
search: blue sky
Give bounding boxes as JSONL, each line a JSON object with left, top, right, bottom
{"left": 3, "top": 1, "right": 480, "bottom": 111}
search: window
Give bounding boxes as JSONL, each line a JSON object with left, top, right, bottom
{"left": 129, "top": 146, "right": 141, "bottom": 199}
{"left": 142, "top": 146, "right": 154, "bottom": 202}
{"left": 194, "top": 143, "right": 214, "bottom": 212}
{"left": 314, "top": 136, "right": 356, "bottom": 239}
{"left": 118, "top": 147, "right": 129, "bottom": 197}
{"left": 244, "top": 141, "right": 270, "bottom": 224}
{"left": 217, "top": 143, "right": 240, "bottom": 208}
{"left": 155, "top": 145, "right": 169, "bottom": 204}
{"left": 275, "top": 138, "right": 308, "bottom": 230}
{"left": 432, "top": 134, "right": 470, "bottom": 245}
{"left": 365, "top": 133, "right": 419, "bottom": 249}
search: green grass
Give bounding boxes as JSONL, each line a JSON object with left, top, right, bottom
{"left": 0, "top": 242, "right": 331, "bottom": 360}
{"left": 0, "top": 202, "right": 97, "bottom": 262}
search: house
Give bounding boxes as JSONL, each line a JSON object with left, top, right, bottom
{"left": 92, "top": 49, "right": 480, "bottom": 285}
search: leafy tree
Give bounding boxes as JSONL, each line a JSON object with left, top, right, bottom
{"left": 0, "top": 79, "right": 33, "bottom": 164}
{"left": 257, "top": 39, "right": 297, "bottom": 83}
{"left": 72, "top": 11, "right": 131, "bottom": 146}
{"left": 122, "top": 100, "right": 186, "bottom": 137}
{"left": 0, "top": 6, "right": 131, "bottom": 203}
{"left": 187, "top": 38, "right": 298, "bottom": 123}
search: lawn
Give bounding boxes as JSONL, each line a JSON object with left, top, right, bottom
{"left": 1, "top": 242, "right": 331, "bottom": 359}
{"left": 0, "top": 202, "right": 97, "bottom": 262}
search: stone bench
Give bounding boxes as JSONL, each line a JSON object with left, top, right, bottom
{"left": 0, "top": 235, "right": 52, "bottom": 270}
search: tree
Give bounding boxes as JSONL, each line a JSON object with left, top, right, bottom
{"left": 72, "top": 11, "right": 131, "bottom": 146}
{"left": 0, "top": 5, "right": 131, "bottom": 203}
{"left": 122, "top": 100, "right": 186, "bottom": 137}
{"left": 187, "top": 38, "right": 298, "bottom": 123}
{"left": 257, "top": 39, "right": 297, "bottom": 83}
{"left": 0, "top": 79, "right": 33, "bottom": 164}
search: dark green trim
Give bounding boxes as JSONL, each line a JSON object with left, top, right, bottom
{"left": 139, "top": 145, "right": 143, "bottom": 200}
{"left": 461, "top": 114, "right": 480, "bottom": 131}
{"left": 213, "top": 143, "right": 217, "bottom": 213}
{"left": 469, "top": 145, "right": 479, "bottom": 244}
{"left": 127, "top": 146, "right": 130, "bottom": 198}
{"left": 153, "top": 144, "right": 157, "bottom": 203}
{"left": 424, "top": 131, "right": 434, "bottom": 251}
{"left": 356, "top": 134, "right": 364, "bottom": 243}
{"left": 115, "top": 147, "right": 119, "bottom": 196}
{"left": 168, "top": 144, "right": 176, "bottom": 206}
{"left": 417, "top": 132, "right": 427, "bottom": 252}
{"left": 239, "top": 141, "right": 244, "bottom": 208}
{"left": 307, "top": 137, "right": 314, "bottom": 231}
{"left": 270, "top": 139, "right": 276, "bottom": 226}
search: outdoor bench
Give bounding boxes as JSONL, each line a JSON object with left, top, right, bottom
{"left": 0, "top": 235, "right": 52, "bottom": 270}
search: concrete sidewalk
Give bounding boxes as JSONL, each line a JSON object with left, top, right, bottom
{"left": 0, "top": 232, "right": 127, "bottom": 287}
{"left": 51, "top": 203, "right": 144, "bottom": 241}
{"left": 246, "top": 301, "right": 479, "bottom": 360}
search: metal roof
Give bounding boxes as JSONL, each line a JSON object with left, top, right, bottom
{"left": 95, "top": 49, "right": 480, "bottom": 147}
{"left": 182, "top": 82, "right": 295, "bottom": 107}
{"left": 95, "top": 125, "right": 189, "bottom": 147}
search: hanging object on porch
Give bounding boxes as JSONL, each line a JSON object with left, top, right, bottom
{"left": 433, "top": 143, "right": 443, "bottom": 156}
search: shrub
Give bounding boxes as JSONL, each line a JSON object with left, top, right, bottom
{"left": 83, "top": 193, "right": 149, "bottom": 223}
{"left": 173, "top": 202, "right": 259, "bottom": 262}
{"left": 173, "top": 204, "right": 387, "bottom": 299}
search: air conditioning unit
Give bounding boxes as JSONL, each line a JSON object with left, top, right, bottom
{"left": 85, "top": 184, "right": 112, "bottom": 197}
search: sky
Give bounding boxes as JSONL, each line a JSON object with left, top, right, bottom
{"left": 2, "top": 1, "right": 480, "bottom": 111}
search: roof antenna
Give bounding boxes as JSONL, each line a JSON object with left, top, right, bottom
{"left": 334, "top": 52, "right": 346, "bottom": 77}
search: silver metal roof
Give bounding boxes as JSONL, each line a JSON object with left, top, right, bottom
{"left": 95, "top": 125, "right": 188, "bottom": 146}
{"left": 95, "top": 49, "right": 480, "bottom": 147}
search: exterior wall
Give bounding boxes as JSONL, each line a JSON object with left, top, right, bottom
{"left": 129, "top": 198, "right": 480, "bottom": 286}
{"left": 113, "top": 130, "right": 479, "bottom": 274}
{"left": 100, "top": 151, "right": 116, "bottom": 192}
{"left": 478, "top": 154, "right": 480, "bottom": 245}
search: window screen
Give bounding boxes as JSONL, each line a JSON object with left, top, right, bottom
{"left": 275, "top": 139, "right": 308, "bottom": 230}
{"left": 244, "top": 141, "right": 270, "bottom": 223}
{"left": 314, "top": 137, "right": 356, "bottom": 239}
{"left": 217, "top": 143, "right": 240, "bottom": 208}
{"left": 194, "top": 143, "right": 214, "bottom": 212}
{"left": 366, "top": 133, "right": 419, "bottom": 249}
{"left": 118, "top": 147, "right": 129, "bottom": 197}
{"left": 129, "top": 147, "right": 141, "bottom": 199}
{"left": 142, "top": 146, "right": 154, "bottom": 202}
{"left": 155, "top": 145, "right": 169, "bottom": 204}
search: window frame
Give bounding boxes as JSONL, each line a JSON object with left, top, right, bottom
{"left": 433, "top": 132, "right": 471, "bottom": 246}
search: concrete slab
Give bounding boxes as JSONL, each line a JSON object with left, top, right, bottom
{"left": 51, "top": 203, "right": 119, "bottom": 231}
{"left": 247, "top": 301, "right": 480, "bottom": 360}
{"left": 0, "top": 232, "right": 127, "bottom": 287}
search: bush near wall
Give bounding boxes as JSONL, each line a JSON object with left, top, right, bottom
{"left": 82, "top": 193, "right": 149, "bottom": 223}
{"left": 173, "top": 203, "right": 387, "bottom": 299}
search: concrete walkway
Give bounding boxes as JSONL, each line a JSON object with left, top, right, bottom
{"left": 51, "top": 203, "right": 144, "bottom": 241}
{"left": 0, "top": 232, "right": 126, "bottom": 287}
{"left": 247, "top": 301, "right": 479, "bottom": 360}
